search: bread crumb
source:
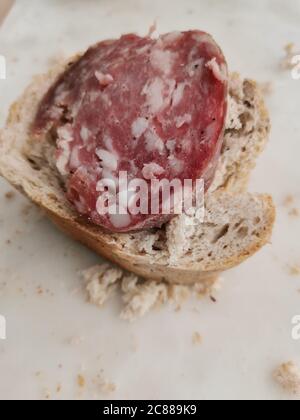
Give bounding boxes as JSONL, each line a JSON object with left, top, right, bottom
{"left": 100, "top": 381, "right": 117, "bottom": 395}
{"left": 258, "top": 81, "right": 273, "bottom": 96}
{"left": 289, "top": 208, "right": 299, "bottom": 218}
{"left": 280, "top": 43, "right": 300, "bottom": 70}
{"left": 289, "top": 265, "right": 300, "bottom": 276}
{"left": 194, "top": 276, "right": 223, "bottom": 299}
{"left": 168, "top": 284, "right": 191, "bottom": 311}
{"left": 121, "top": 275, "right": 168, "bottom": 322}
{"left": 82, "top": 264, "right": 123, "bottom": 306}
{"left": 56, "top": 384, "right": 62, "bottom": 393}
{"left": 283, "top": 194, "right": 294, "bottom": 207}
{"left": 192, "top": 332, "right": 202, "bottom": 345}
{"left": 77, "top": 374, "right": 86, "bottom": 388}
{"left": 274, "top": 361, "right": 300, "bottom": 397}
{"left": 36, "top": 286, "right": 44, "bottom": 295}
{"left": 88, "top": 374, "right": 118, "bottom": 398}
{"left": 82, "top": 263, "right": 221, "bottom": 322}
{"left": 283, "top": 195, "right": 299, "bottom": 217}
{"left": 5, "top": 191, "right": 15, "bottom": 200}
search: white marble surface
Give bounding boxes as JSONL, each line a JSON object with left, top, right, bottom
{"left": 0, "top": 0, "right": 300, "bottom": 400}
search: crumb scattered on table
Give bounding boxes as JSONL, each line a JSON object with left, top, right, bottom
{"left": 77, "top": 374, "right": 86, "bottom": 388}
{"left": 168, "top": 284, "right": 191, "bottom": 311}
{"left": 258, "top": 81, "right": 273, "bottom": 95}
{"left": 283, "top": 194, "right": 295, "bottom": 207}
{"left": 100, "top": 381, "right": 117, "bottom": 395}
{"left": 282, "top": 194, "right": 299, "bottom": 218}
{"left": 289, "top": 265, "right": 300, "bottom": 276}
{"left": 192, "top": 332, "right": 202, "bottom": 345}
{"left": 4, "top": 191, "right": 15, "bottom": 200}
{"left": 121, "top": 275, "right": 168, "bottom": 322}
{"left": 36, "top": 286, "right": 44, "bottom": 295}
{"left": 274, "top": 361, "right": 300, "bottom": 397}
{"left": 83, "top": 264, "right": 123, "bottom": 306}
{"left": 280, "top": 43, "right": 300, "bottom": 70}
{"left": 289, "top": 208, "right": 299, "bottom": 218}
{"left": 194, "top": 276, "right": 223, "bottom": 299}
{"left": 82, "top": 264, "right": 222, "bottom": 322}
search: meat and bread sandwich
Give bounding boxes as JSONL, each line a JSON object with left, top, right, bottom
{"left": 0, "top": 31, "right": 275, "bottom": 284}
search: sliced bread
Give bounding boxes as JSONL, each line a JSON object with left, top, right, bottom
{"left": 0, "top": 61, "right": 275, "bottom": 284}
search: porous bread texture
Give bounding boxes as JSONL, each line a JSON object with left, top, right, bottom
{"left": 0, "top": 60, "right": 275, "bottom": 284}
{"left": 166, "top": 191, "right": 274, "bottom": 267}
{"left": 210, "top": 72, "right": 270, "bottom": 193}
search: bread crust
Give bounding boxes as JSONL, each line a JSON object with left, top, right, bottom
{"left": 0, "top": 61, "right": 275, "bottom": 284}
{"left": 45, "top": 196, "right": 275, "bottom": 284}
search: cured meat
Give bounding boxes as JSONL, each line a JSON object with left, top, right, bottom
{"left": 32, "top": 31, "right": 228, "bottom": 232}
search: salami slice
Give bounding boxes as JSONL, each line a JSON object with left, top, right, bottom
{"left": 32, "top": 31, "right": 228, "bottom": 232}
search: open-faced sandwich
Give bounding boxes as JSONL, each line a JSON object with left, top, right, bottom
{"left": 0, "top": 30, "right": 275, "bottom": 284}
